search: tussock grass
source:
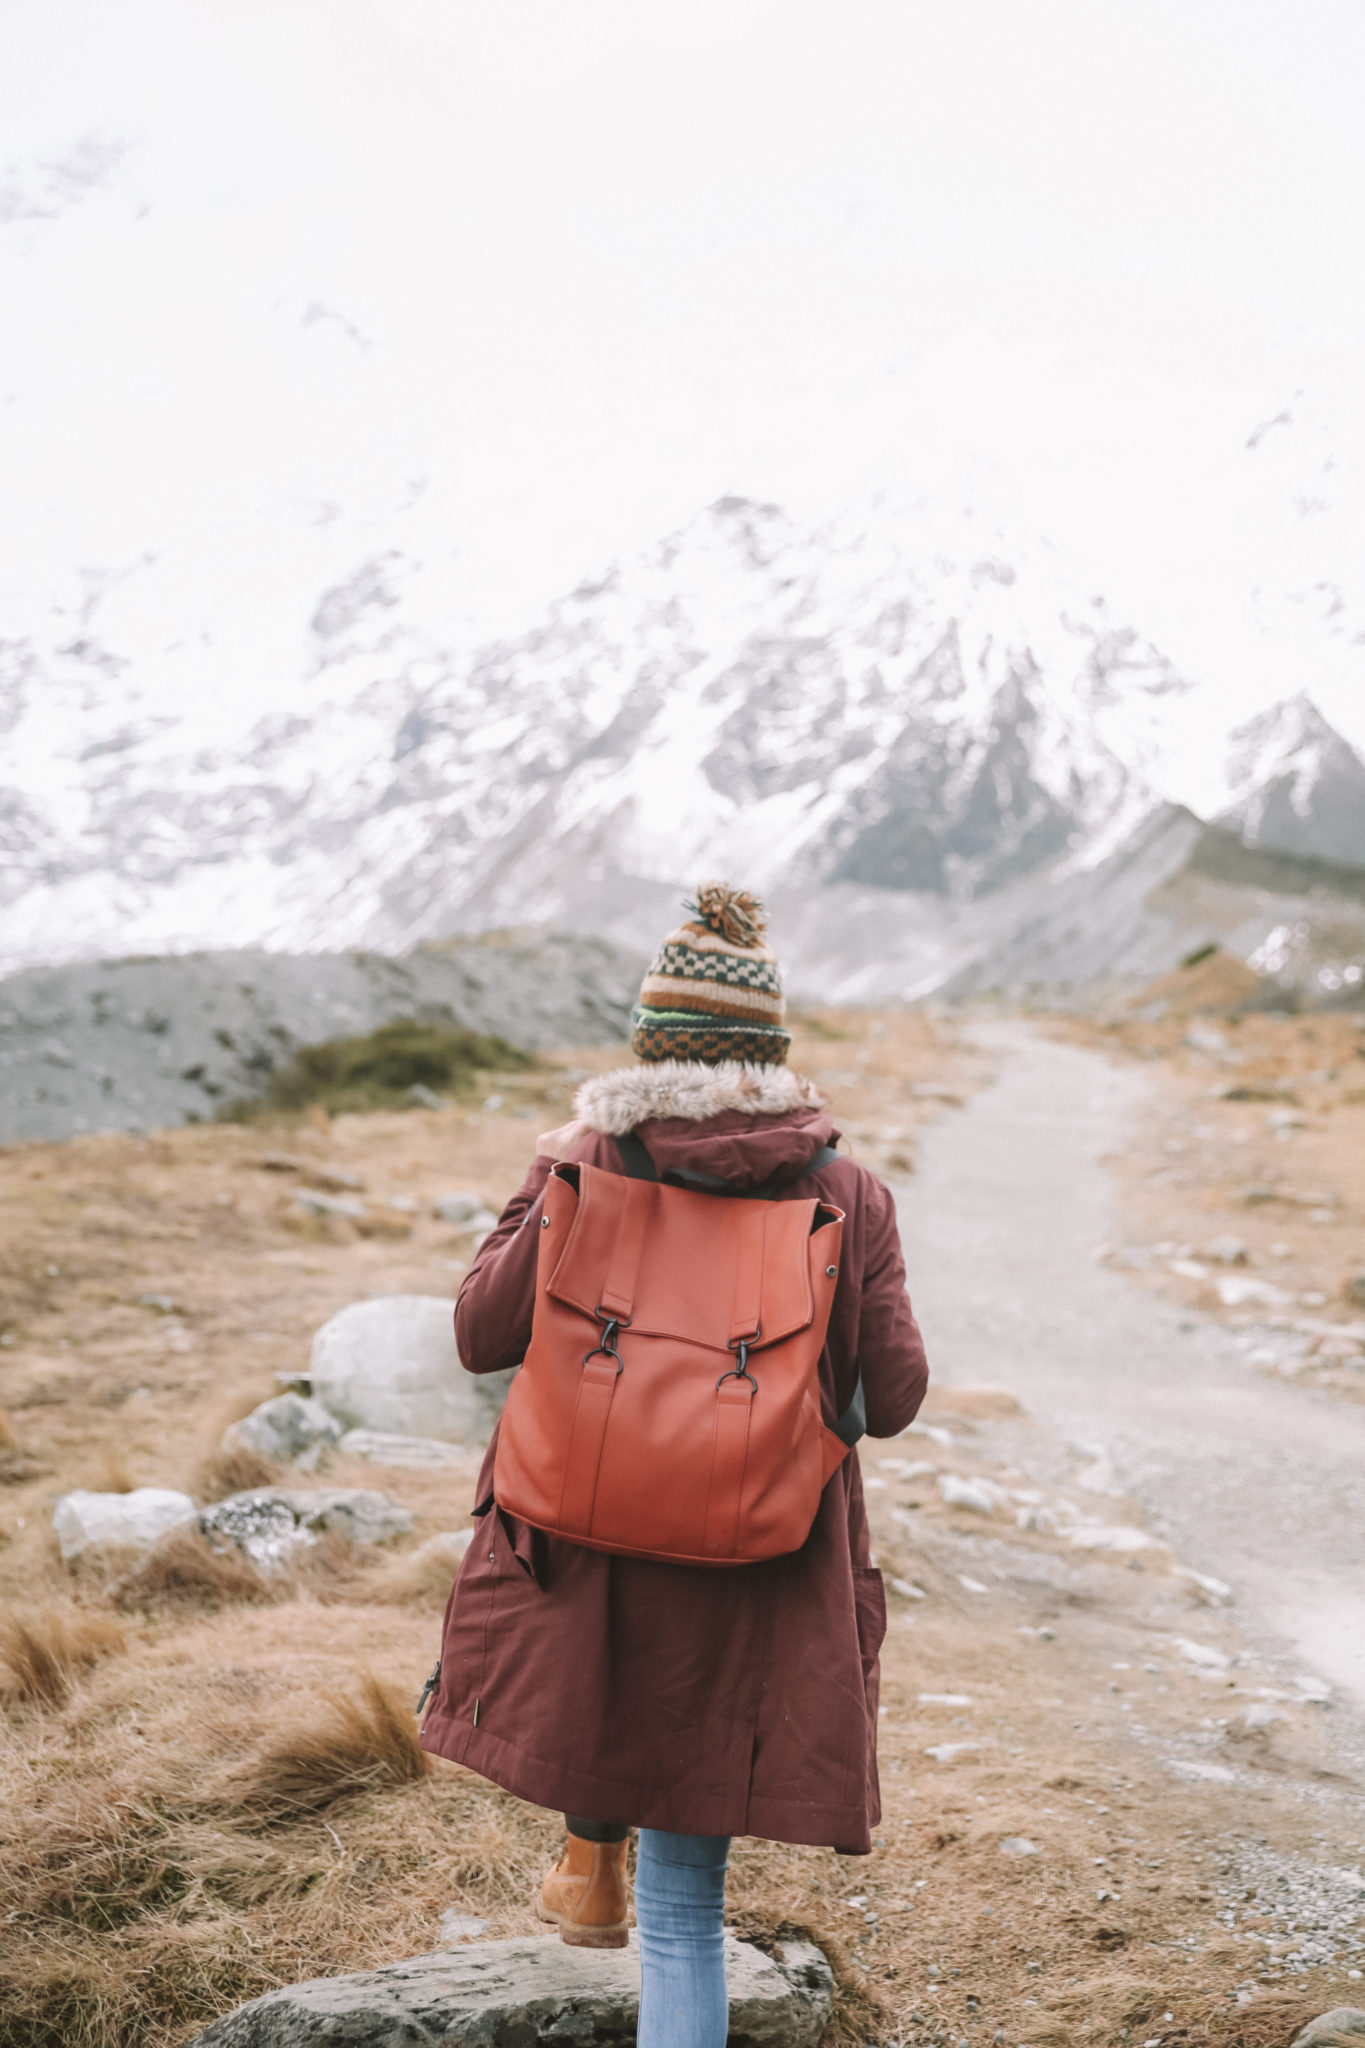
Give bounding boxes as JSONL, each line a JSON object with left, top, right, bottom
{"left": 223, "top": 1672, "right": 429, "bottom": 1819}
{"left": 229, "top": 1018, "right": 535, "bottom": 1119}
{"left": 0, "top": 1607, "right": 126, "bottom": 1707}
{"left": 192, "top": 1441, "right": 282, "bottom": 1503}
{"left": 110, "top": 1527, "right": 280, "bottom": 1613}
{"left": 354, "top": 1531, "right": 468, "bottom": 1610}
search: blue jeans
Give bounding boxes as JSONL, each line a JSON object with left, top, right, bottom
{"left": 635, "top": 1829, "right": 731, "bottom": 2048}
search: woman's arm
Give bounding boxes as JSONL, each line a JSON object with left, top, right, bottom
{"left": 855, "top": 1175, "right": 929, "bottom": 1437}
{"left": 452, "top": 1156, "right": 554, "bottom": 1375}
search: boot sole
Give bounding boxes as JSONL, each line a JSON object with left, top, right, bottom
{"left": 536, "top": 1900, "right": 629, "bottom": 1948}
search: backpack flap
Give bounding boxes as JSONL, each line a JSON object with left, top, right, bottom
{"left": 544, "top": 1159, "right": 833, "bottom": 1352}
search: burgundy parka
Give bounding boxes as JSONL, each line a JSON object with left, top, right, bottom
{"left": 418, "top": 1092, "right": 928, "bottom": 1854}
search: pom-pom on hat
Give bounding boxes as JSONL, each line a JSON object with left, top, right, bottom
{"left": 631, "top": 882, "right": 791, "bottom": 1067}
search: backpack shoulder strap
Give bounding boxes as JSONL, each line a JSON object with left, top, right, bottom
{"left": 614, "top": 1130, "right": 659, "bottom": 1181}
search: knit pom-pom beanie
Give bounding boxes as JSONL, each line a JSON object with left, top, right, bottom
{"left": 630, "top": 882, "right": 790, "bottom": 1067}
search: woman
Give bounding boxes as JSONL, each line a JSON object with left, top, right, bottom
{"left": 419, "top": 884, "right": 929, "bottom": 2048}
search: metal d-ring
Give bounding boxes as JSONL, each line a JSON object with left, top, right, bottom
{"left": 717, "top": 1336, "right": 758, "bottom": 1395}
{"left": 583, "top": 1309, "right": 627, "bottom": 1375}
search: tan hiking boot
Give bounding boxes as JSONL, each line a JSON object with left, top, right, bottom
{"left": 536, "top": 1832, "right": 630, "bottom": 1949}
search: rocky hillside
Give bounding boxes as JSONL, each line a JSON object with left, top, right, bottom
{"left": 6, "top": 496, "right": 1365, "bottom": 1006}
{"left": 0, "top": 933, "right": 642, "bottom": 1146}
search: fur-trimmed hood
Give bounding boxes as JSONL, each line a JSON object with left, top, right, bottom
{"left": 571, "top": 1060, "right": 835, "bottom": 1190}
{"left": 573, "top": 1059, "right": 825, "bottom": 1133}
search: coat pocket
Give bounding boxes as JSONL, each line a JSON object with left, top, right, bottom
{"left": 852, "top": 1565, "right": 887, "bottom": 1681}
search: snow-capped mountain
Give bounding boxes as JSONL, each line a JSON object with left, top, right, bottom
{"left": 1218, "top": 694, "right": 1365, "bottom": 871}
{"left": 4, "top": 493, "right": 1364, "bottom": 999}
{"left": 1, "top": 497, "right": 1186, "bottom": 954}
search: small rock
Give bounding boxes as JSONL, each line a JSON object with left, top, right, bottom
{"left": 339, "top": 1430, "right": 466, "bottom": 1468}
{"left": 223, "top": 1393, "right": 343, "bottom": 1466}
{"left": 432, "top": 1192, "right": 483, "bottom": 1224}
{"left": 1289, "top": 2010, "right": 1365, "bottom": 2047}
{"left": 439, "top": 1911, "right": 490, "bottom": 1942}
{"left": 185, "top": 1932, "right": 834, "bottom": 2048}
{"left": 258, "top": 1152, "right": 305, "bottom": 1173}
{"left": 139, "top": 1293, "right": 178, "bottom": 1314}
{"left": 53, "top": 1487, "right": 198, "bottom": 1561}
{"left": 918, "top": 1692, "right": 973, "bottom": 1705}
{"left": 1217, "top": 1274, "right": 1293, "bottom": 1308}
{"left": 999, "top": 1837, "right": 1039, "bottom": 1856}
{"left": 1346, "top": 1274, "right": 1365, "bottom": 1308}
{"left": 1242, "top": 1704, "right": 1279, "bottom": 1731}
{"left": 309, "top": 1295, "right": 514, "bottom": 1442}
{"left": 1069, "top": 1522, "right": 1154, "bottom": 1553}
{"left": 408, "top": 1083, "right": 447, "bottom": 1109}
{"left": 889, "top": 1577, "right": 927, "bottom": 1599}
{"left": 939, "top": 1475, "right": 1000, "bottom": 1515}
{"left": 292, "top": 1188, "right": 367, "bottom": 1220}
{"left": 924, "top": 1742, "right": 981, "bottom": 1762}
{"left": 199, "top": 1487, "right": 413, "bottom": 1572}
{"left": 1206, "top": 1236, "right": 1247, "bottom": 1265}
{"left": 1166, "top": 1759, "right": 1236, "bottom": 1784}
{"left": 1172, "top": 1637, "right": 1231, "bottom": 1670}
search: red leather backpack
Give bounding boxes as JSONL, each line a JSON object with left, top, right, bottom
{"left": 493, "top": 1134, "right": 855, "bottom": 1566}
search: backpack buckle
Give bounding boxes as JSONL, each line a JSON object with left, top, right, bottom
{"left": 718, "top": 1334, "right": 758, "bottom": 1394}
{"left": 583, "top": 1309, "right": 627, "bottom": 1375}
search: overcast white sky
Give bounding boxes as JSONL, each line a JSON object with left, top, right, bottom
{"left": 2, "top": 0, "right": 1363, "bottom": 752}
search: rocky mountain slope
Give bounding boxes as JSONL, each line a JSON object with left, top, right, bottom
{"left": 6, "top": 496, "right": 1365, "bottom": 1005}
{"left": 0, "top": 934, "right": 642, "bottom": 1146}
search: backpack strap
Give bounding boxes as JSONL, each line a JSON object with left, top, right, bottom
{"left": 610, "top": 1132, "right": 865, "bottom": 1450}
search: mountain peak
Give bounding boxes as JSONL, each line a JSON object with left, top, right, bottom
{"left": 1220, "top": 694, "right": 1365, "bottom": 869}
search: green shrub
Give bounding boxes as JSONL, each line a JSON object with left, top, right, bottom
{"left": 235, "top": 1018, "right": 534, "bottom": 1117}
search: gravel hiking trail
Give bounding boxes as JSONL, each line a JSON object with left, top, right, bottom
{"left": 897, "top": 1017, "right": 1365, "bottom": 1740}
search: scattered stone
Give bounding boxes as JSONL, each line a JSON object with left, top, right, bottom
{"left": 339, "top": 1430, "right": 466, "bottom": 1468}
{"left": 924, "top": 1742, "right": 981, "bottom": 1762}
{"left": 439, "top": 1911, "right": 490, "bottom": 1943}
{"left": 918, "top": 1692, "right": 973, "bottom": 1706}
{"left": 431, "top": 1192, "right": 484, "bottom": 1224}
{"left": 1069, "top": 1522, "right": 1154, "bottom": 1553}
{"left": 258, "top": 1152, "right": 305, "bottom": 1173}
{"left": 223, "top": 1393, "right": 343, "bottom": 1466}
{"left": 186, "top": 1932, "right": 834, "bottom": 2048}
{"left": 199, "top": 1487, "right": 413, "bottom": 1572}
{"left": 53, "top": 1487, "right": 198, "bottom": 1560}
{"left": 957, "top": 1575, "right": 989, "bottom": 1594}
{"left": 889, "top": 1577, "right": 927, "bottom": 1599}
{"left": 1170, "top": 1258, "right": 1208, "bottom": 1281}
{"left": 1171, "top": 1637, "right": 1232, "bottom": 1670}
{"left": 309, "top": 1295, "right": 514, "bottom": 1442}
{"left": 999, "top": 1837, "right": 1040, "bottom": 1857}
{"left": 292, "top": 1187, "right": 367, "bottom": 1221}
{"left": 139, "top": 1292, "right": 178, "bottom": 1314}
{"left": 939, "top": 1474, "right": 1001, "bottom": 1515}
{"left": 1347, "top": 1274, "right": 1365, "bottom": 1308}
{"left": 1206, "top": 1235, "right": 1247, "bottom": 1265}
{"left": 1289, "top": 2010, "right": 1365, "bottom": 2047}
{"left": 408, "top": 1082, "right": 447, "bottom": 1109}
{"left": 1175, "top": 1567, "right": 1233, "bottom": 1604}
{"left": 1166, "top": 1759, "right": 1237, "bottom": 1784}
{"left": 1217, "top": 1274, "right": 1293, "bottom": 1308}
{"left": 1243, "top": 1704, "right": 1279, "bottom": 1731}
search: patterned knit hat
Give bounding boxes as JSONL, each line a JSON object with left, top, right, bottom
{"left": 631, "top": 882, "right": 791, "bottom": 1067}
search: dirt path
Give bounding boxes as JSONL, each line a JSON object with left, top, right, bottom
{"left": 897, "top": 1018, "right": 1365, "bottom": 1729}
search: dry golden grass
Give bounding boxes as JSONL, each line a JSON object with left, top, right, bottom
{"left": 191, "top": 1442, "right": 283, "bottom": 1504}
{"left": 0, "top": 1017, "right": 1359, "bottom": 2047}
{"left": 110, "top": 1527, "right": 279, "bottom": 1613}
{"left": 222, "top": 1672, "right": 430, "bottom": 1821}
{"left": 1053, "top": 1007, "right": 1365, "bottom": 1400}
{"left": 0, "top": 1605, "right": 126, "bottom": 1706}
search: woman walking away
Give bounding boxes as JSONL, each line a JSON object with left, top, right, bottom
{"left": 418, "top": 884, "right": 929, "bottom": 2048}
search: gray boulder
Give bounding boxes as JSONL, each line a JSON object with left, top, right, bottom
{"left": 339, "top": 1430, "right": 466, "bottom": 1468}
{"left": 225, "top": 1394, "right": 344, "bottom": 1467}
{"left": 52, "top": 1487, "right": 198, "bottom": 1561}
{"left": 187, "top": 1932, "right": 833, "bottom": 2047}
{"left": 1291, "top": 2014, "right": 1365, "bottom": 2048}
{"left": 199, "top": 1488, "right": 413, "bottom": 1572}
{"left": 309, "top": 1295, "right": 514, "bottom": 1443}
